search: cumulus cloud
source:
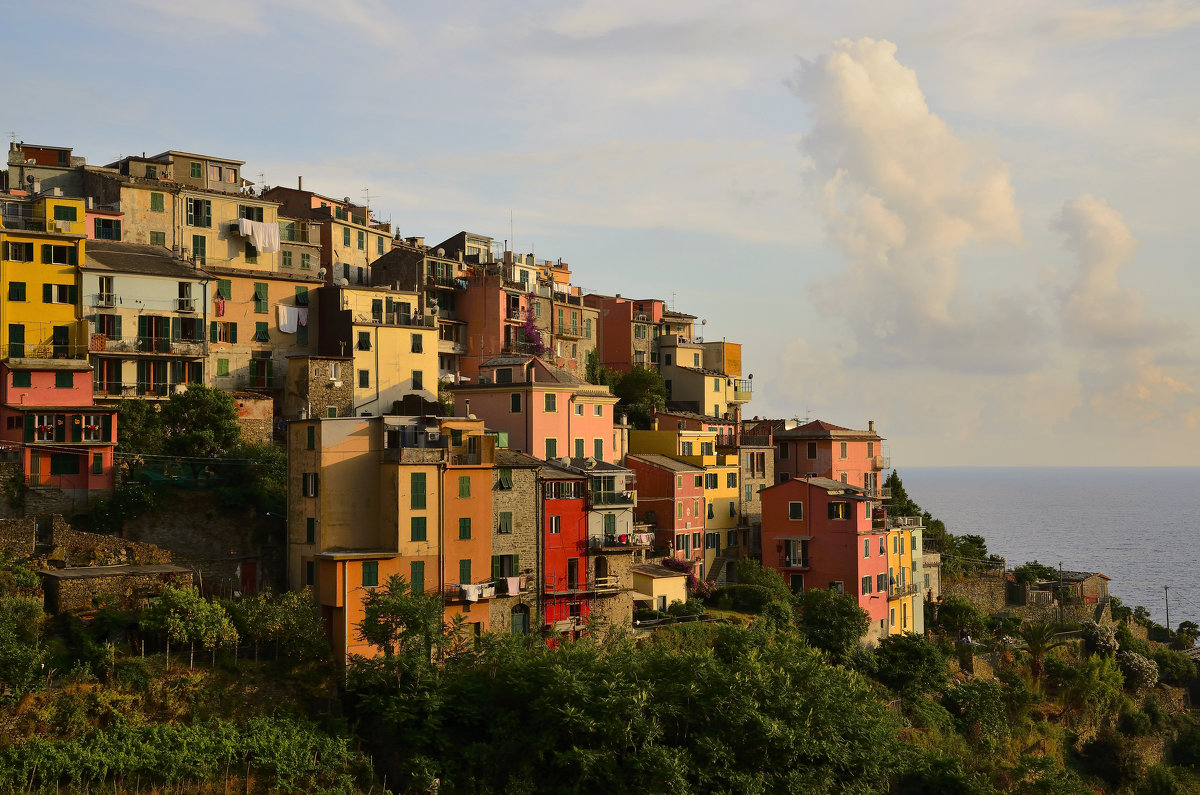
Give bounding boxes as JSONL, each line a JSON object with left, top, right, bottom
{"left": 1054, "top": 194, "right": 1177, "bottom": 348}
{"left": 792, "top": 37, "right": 1042, "bottom": 373}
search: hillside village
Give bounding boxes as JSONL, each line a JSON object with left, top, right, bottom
{"left": 0, "top": 140, "right": 937, "bottom": 658}
{"left": 4, "top": 140, "right": 1200, "bottom": 793}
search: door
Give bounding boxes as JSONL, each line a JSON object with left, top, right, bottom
{"left": 510, "top": 605, "right": 529, "bottom": 635}
{"left": 567, "top": 558, "right": 579, "bottom": 591}
{"left": 240, "top": 561, "right": 258, "bottom": 596}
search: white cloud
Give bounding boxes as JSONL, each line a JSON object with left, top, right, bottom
{"left": 792, "top": 38, "right": 1041, "bottom": 373}
{"left": 1041, "top": 0, "right": 1200, "bottom": 40}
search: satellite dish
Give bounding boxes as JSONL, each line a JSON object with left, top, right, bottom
{"left": 436, "top": 248, "right": 445, "bottom": 256}
{"left": 317, "top": 267, "right": 327, "bottom": 278}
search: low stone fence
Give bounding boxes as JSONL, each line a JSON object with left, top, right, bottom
{"left": 942, "top": 573, "right": 1007, "bottom": 613}
{"left": 0, "top": 517, "right": 36, "bottom": 559}
{"left": 41, "top": 564, "right": 193, "bottom": 614}
{"left": 49, "top": 520, "right": 171, "bottom": 567}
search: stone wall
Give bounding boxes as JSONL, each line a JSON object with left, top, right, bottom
{"left": 1007, "top": 600, "right": 1114, "bottom": 626}
{"left": 0, "top": 517, "right": 35, "bottom": 559}
{"left": 942, "top": 573, "right": 1007, "bottom": 613}
{"left": 588, "top": 551, "right": 637, "bottom": 632}
{"left": 488, "top": 462, "right": 540, "bottom": 632}
{"left": 49, "top": 518, "right": 171, "bottom": 567}
{"left": 122, "top": 489, "right": 283, "bottom": 598}
{"left": 231, "top": 392, "right": 274, "bottom": 446}
{"left": 0, "top": 460, "right": 24, "bottom": 520}
{"left": 43, "top": 568, "right": 193, "bottom": 614}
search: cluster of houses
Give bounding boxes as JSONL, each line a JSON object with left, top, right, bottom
{"left": 1, "top": 140, "right": 933, "bottom": 661}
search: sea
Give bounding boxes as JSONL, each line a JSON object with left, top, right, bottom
{"left": 900, "top": 467, "right": 1200, "bottom": 629}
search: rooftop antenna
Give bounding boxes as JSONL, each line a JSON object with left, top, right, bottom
{"left": 256, "top": 171, "right": 265, "bottom": 185}
{"left": 510, "top": 210, "right": 514, "bottom": 255}
{"left": 7, "top": 132, "right": 16, "bottom": 144}
{"left": 361, "top": 187, "right": 373, "bottom": 208}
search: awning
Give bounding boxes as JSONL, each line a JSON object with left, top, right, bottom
{"left": 632, "top": 591, "right": 653, "bottom": 602}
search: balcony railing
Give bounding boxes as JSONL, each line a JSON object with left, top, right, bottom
{"left": 888, "top": 515, "right": 923, "bottom": 529}
{"left": 594, "top": 576, "right": 621, "bottom": 594}
{"left": 437, "top": 338, "right": 466, "bottom": 355}
{"left": 443, "top": 582, "right": 496, "bottom": 601}
{"left": 863, "top": 486, "right": 892, "bottom": 500}
{"left": 557, "top": 324, "right": 585, "bottom": 339}
{"left": 589, "top": 490, "right": 636, "bottom": 507}
{"left": 89, "top": 336, "right": 205, "bottom": 357}
{"left": 2, "top": 216, "right": 82, "bottom": 234}
{"left": 426, "top": 274, "right": 463, "bottom": 289}
{"left": 175, "top": 298, "right": 196, "bottom": 312}
{"left": 782, "top": 557, "right": 809, "bottom": 569}
{"left": 360, "top": 311, "right": 437, "bottom": 329}
{"left": 493, "top": 575, "right": 531, "bottom": 596}
{"left": 94, "top": 382, "right": 188, "bottom": 398}
{"left": 278, "top": 222, "right": 316, "bottom": 243}
{"left": 888, "top": 583, "right": 920, "bottom": 598}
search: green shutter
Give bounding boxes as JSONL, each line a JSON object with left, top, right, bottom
{"left": 41, "top": 244, "right": 51, "bottom": 263}
{"left": 70, "top": 415, "right": 82, "bottom": 443}
{"left": 210, "top": 322, "right": 218, "bottom": 343}
{"left": 43, "top": 284, "right": 52, "bottom": 303}
{"left": 68, "top": 247, "right": 77, "bottom": 266}
{"left": 92, "top": 453, "right": 103, "bottom": 475}
{"left": 492, "top": 556, "right": 501, "bottom": 580}
{"left": 411, "top": 472, "right": 426, "bottom": 509}
{"left": 101, "top": 414, "right": 112, "bottom": 442}
{"left": 67, "top": 285, "right": 77, "bottom": 305}
{"left": 113, "top": 220, "right": 121, "bottom": 240}
{"left": 94, "top": 218, "right": 102, "bottom": 238}
{"left": 459, "top": 559, "right": 471, "bottom": 585}
{"left": 113, "top": 315, "right": 122, "bottom": 338}
{"left": 230, "top": 322, "right": 237, "bottom": 343}
{"left": 23, "top": 414, "right": 34, "bottom": 443}
{"left": 217, "top": 279, "right": 231, "bottom": 300}
{"left": 297, "top": 324, "right": 308, "bottom": 347}
{"left": 410, "top": 561, "right": 425, "bottom": 595}
{"left": 513, "top": 554, "right": 519, "bottom": 573}
{"left": 171, "top": 316, "right": 181, "bottom": 341}
{"left": 295, "top": 286, "right": 308, "bottom": 306}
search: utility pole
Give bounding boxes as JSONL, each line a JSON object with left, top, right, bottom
{"left": 1165, "top": 586, "right": 1171, "bottom": 633}
{"left": 1058, "top": 561, "right": 1064, "bottom": 624}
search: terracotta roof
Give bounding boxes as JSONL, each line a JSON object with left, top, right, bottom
{"left": 494, "top": 449, "right": 542, "bottom": 469}
{"left": 1057, "top": 571, "right": 1111, "bottom": 582}
{"left": 657, "top": 408, "right": 734, "bottom": 425}
{"left": 624, "top": 453, "right": 703, "bottom": 473}
{"left": 632, "top": 563, "right": 687, "bottom": 579}
{"left": 84, "top": 240, "right": 213, "bottom": 280}
{"left": 561, "top": 457, "right": 631, "bottom": 474}
{"left": 675, "top": 365, "right": 728, "bottom": 378}
{"left": 775, "top": 419, "right": 882, "bottom": 441}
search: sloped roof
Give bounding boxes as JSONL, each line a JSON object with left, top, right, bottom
{"left": 775, "top": 419, "right": 881, "bottom": 441}
{"left": 624, "top": 453, "right": 703, "bottom": 473}
{"left": 84, "top": 240, "right": 212, "bottom": 280}
{"left": 494, "top": 449, "right": 542, "bottom": 469}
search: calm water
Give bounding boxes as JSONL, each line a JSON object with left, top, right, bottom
{"left": 900, "top": 467, "right": 1200, "bottom": 628}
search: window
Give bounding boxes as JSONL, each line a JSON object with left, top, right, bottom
{"left": 707, "top": 503, "right": 714, "bottom": 519}
{"left": 594, "top": 405, "right": 602, "bottom": 417}
{"left": 377, "top": 236, "right": 384, "bottom": 254}
{"left": 863, "top": 539, "right": 870, "bottom": 558}
{"left": 343, "top": 227, "right": 351, "bottom": 246}
{"left": 358, "top": 369, "right": 369, "bottom": 388}
{"left": 362, "top": 561, "right": 378, "bottom": 588}
{"left": 149, "top": 230, "right": 167, "bottom": 247}
{"left": 305, "top": 518, "right": 315, "bottom": 544}
{"left": 574, "top": 438, "right": 584, "bottom": 458}
{"left": 327, "top": 407, "right": 337, "bottom": 418}
{"left": 54, "top": 371, "right": 72, "bottom": 388}
{"left": 458, "top": 475, "right": 471, "bottom": 498}
{"left": 701, "top": 442, "right": 714, "bottom": 456}
{"left": 253, "top": 322, "right": 270, "bottom": 343}
{"left": 357, "top": 230, "right": 365, "bottom": 250}
{"left": 6, "top": 242, "right": 33, "bottom": 261}
{"left": 459, "top": 559, "right": 471, "bottom": 585}
{"left": 680, "top": 442, "right": 693, "bottom": 456}
{"left": 694, "top": 475, "right": 703, "bottom": 488}
{"left": 93, "top": 217, "right": 121, "bottom": 240}
{"left": 191, "top": 235, "right": 206, "bottom": 264}
{"left": 806, "top": 442, "right": 817, "bottom": 460}
{"left": 727, "top": 472, "right": 737, "bottom": 488}
{"left": 828, "top": 501, "right": 848, "bottom": 520}
{"left": 676, "top": 502, "right": 683, "bottom": 519}
{"left": 779, "top": 443, "right": 789, "bottom": 460}
{"left": 544, "top": 393, "right": 557, "bottom": 412}
{"left": 210, "top": 322, "right": 237, "bottom": 343}
{"left": 43, "top": 284, "right": 76, "bottom": 304}
{"left": 7, "top": 282, "right": 24, "bottom": 302}
{"left": 245, "top": 242, "right": 258, "bottom": 264}
{"left": 207, "top": 165, "right": 221, "bottom": 182}
{"left": 744, "top": 485, "right": 752, "bottom": 502}
{"left": 300, "top": 252, "right": 311, "bottom": 270}
{"left": 149, "top": 191, "right": 165, "bottom": 212}
{"left": 185, "top": 198, "right": 212, "bottom": 227}
{"left": 877, "top": 572, "right": 887, "bottom": 592}
{"left": 412, "top": 371, "right": 423, "bottom": 390}
{"left": 574, "top": 403, "right": 583, "bottom": 416}
{"left": 43, "top": 245, "right": 75, "bottom": 265}
{"left": 50, "top": 454, "right": 80, "bottom": 476}
{"left": 357, "top": 332, "right": 371, "bottom": 351}
{"left": 728, "top": 501, "right": 736, "bottom": 517}
{"left": 302, "top": 472, "right": 319, "bottom": 497}
{"left": 840, "top": 442, "right": 848, "bottom": 459}
{"left": 410, "top": 561, "right": 425, "bottom": 594}
{"left": 53, "top": 204, "right": 77, "bottom": 222}
{"left": 704, "top": 473, "right": 717, "bottom": 489}
{"left": 92, "top": 453, "right": 103, "bottom": 475}
{"left": 497, "top": 511, "right": 513, "bottom": 534}
{"left": 305, "top": 561, "right": 315, "bottom": 587}
{"left": 867, "top": 442, "right": 874, "bottom": 458}
{"left": 239, "top": 205, "right": 264, "bottom": 222}
{"left": 788, "top": 501, "right": 804, "bottom": 520}
{"left": 407, "top": 333, "right": 424, "bottom": 354}
{"left": 252, "top": 283, "right": 268, "bottom": 313}
{"left": 713, "top": 378, "right": 720, "bottom": 392}
{"left": 879, "top": 537, "right": 887, "bottom": 555}
{"left": 861, "top": 576, "right": 872, "bottom": 595}
{"left": 305, "top": 425, "right": 316, "bottom": 450}
{"left": 545, "top": 438, "right": 557, "bottom": 459}
{"left": 411, "top": 516, "right": 427, "bottom": 542}
{"left": 12, "top": 372, "right": 30, "bottom": 388}
{"left": 549, "top": 515, "right": 561, "bottom": 534}
{"left": 498, "top": 468, "right": 513, "bottom": 490}
{"left": 411, "top": 472, "right": 426, "bottom": 509}
{"left": 213, "top": 358, "right": 228, "bottom": 377}
{"left": 458, "top": 517, "right": 471, "bottom": 539}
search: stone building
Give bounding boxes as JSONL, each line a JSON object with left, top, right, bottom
{"left": 488, "top": 449, "right": 541, "bottom": 634}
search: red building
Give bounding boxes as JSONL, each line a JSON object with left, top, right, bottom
{"left": 0, "top": 359, "right": 117, "bottom": 503}
{"left": 540, "top": 462, "right": 590, "bottom": 638}
{"left": 625, "top": 453, "right": 705, "bottom": 562}
{"left": 760, "top": 476, "right": 890, "bottom": 643}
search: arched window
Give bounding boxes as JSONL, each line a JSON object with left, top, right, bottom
{"left": 594, "top": 556, "right": 609, "bottom": 583}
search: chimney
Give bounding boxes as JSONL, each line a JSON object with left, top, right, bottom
{"left": 464, "top": 398, "right": 470, "bottom": 418}
{"left": 868, "top": 420, "right": 875, "bottom": 433}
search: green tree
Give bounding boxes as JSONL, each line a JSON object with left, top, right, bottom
{"left": 795, "top": 587, "right": 869, "bottom": 663}
{"left": 357, "top": 574, "right": 445, "bottom": 660}
{"left": 231, "top": 590, "right": 328, "bottom": 662}
{"left": 733, "top": 558, "right": 793, "bottom": 601}
{"left": 115, "top": 398, "right": 164, "bottom": 456}
{"left": 1012, "top": 560, "right": 1057, "bottom": 586}
{"left": 872, "top": 633, "right": 949, "bottom": 695}
{"left": 933, "top": 595, "right": 986, "bottom": 638}
{"left": 1176, "top": 620, "right": 1200, "bottom": 649}
{"left": 139, "top": 585, "right": 238, "bottom": 663}
{"left": 1017, "top": 621, "right": 1072, "bottom": 680}
{"left": 159, "top": 384, "right": 242, "bottom": 458}
{"left": 0, "top": 596, "right": 46, "bottom": 702}
{"left": 608, "top": 366, "right": 667, "bottom": 429}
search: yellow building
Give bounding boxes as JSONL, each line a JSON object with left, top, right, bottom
{"left": 886, "top": 524, "right": 917, "bottom": 634}
{"left": 316, "top": 285, "right": 437, "bottom": 416}
{"left": 628, "top": 423, "right": 740, "bottom": 580}
{"left": 0, "top": 195, "right": 88, "bottom": 360}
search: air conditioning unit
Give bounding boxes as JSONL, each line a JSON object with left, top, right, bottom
{"left": 426, "top": 430, "right": 440, "bottom": 441}
{"left": 229, "top": 221, "right": 243, "bottom": 235}
{"left": 54, "top": 220, "right": 69, "bottom": 232}
{"left": 332, "top": 380, "right": 342, "bottom": 388}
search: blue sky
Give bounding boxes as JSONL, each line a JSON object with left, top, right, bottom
{"left": 7, "top": 0, "right": 1200, "bottom": 465}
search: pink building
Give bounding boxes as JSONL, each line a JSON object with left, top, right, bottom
{"left": 0, "top": 359, "right": 117, "bottom": 500}
{"left": 773, "top": 419, "right": 888, "bottom": 496}
{"left": 455, "top": 271, "right": 535, "bottom": 383}
{"left": 760, "top": 476, "right": 890, "bottom": 641}
{"left": 582, "top": 294, "right": 666, "bottom": 372}
{"left": 451, "top": 356, "right": 619, "bottom": 462}
{"left": 625, "top": 453, "right": 705, "bottom": 562}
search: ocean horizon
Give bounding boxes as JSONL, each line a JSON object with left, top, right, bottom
{"left": 899, "top": 466, "right": 1200, "bottom": 628}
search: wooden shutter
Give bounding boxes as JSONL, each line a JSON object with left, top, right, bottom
{"left": 230, "top": 323, "right": 237, "bottom": 343}
{"left": 113, "top": 220, "right": 121, "bottom": 239}
{"left": 94, "top": 218, "right": 102, "bottom": 238}
{"left": 24, "top": 414, "right": 34, "bottom": 443}
{"left": 210, "top": 322, "right": 218, "bottom": 343}
{"left": 68, "top": 247, "right": 77, "bottom": 266}
{"left": 113, "top": 315, "right": 122, "bottom": 338}
{"left": 43, "top": 284, "right": 53, "bottom": 303}
{"left": 492, "top": 556, "right": 501, "bottom": 580}
{"left": 71, "top": 415, "right": 82, "bottom": 442}
{"left": 101, "top": 414, "right": 112, "bottom": 442}
{"left": 54, "top": 414, "right": 66, "bottom": 442}
{"left": 170, "top": 317, "right": 181, "bottom": 341}
{"left": 42, "top": 244, "right": 51, "bottom": 263}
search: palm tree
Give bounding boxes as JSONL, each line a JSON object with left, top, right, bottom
{"left": 1017, "top": 621, "right": 1072, "bottom": 679}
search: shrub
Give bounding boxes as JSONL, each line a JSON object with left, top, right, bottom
{"left": 943, "top": 680, "right": 1007, "bottom": 746}
{"left": 1173, "top": 724, "right": 1200, "bottom": 767}
{"left": 634, "top": 609, "right": 668, "bottom": 622}
{"left": 1080, "top": 620, "right": 1119, "bottom": 657}
{"left": 872, "top": 633, "right": 948, "bottom": 695}
{"left": 1115, "top": 621, "right": 1151, "bottom": 656}
{"left": 1151, "top": 648, "right": 1197, "bottom": 685}
{"left": 666, "top": 598, "right": 704, "bottom": 618}
{"left": 712, "top": 584, "right": 774, "bottom": 614}
{"left": 1118, "top": 650, "right": 1159, "bottom": 692}
{"left": 1118, "top": 704, "right": 1152, "bottom": 736}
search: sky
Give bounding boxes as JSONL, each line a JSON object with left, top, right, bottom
{"left": 5, "top": 0, "right": 1200, "bottom": 466}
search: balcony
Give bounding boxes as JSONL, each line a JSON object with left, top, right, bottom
{"left": 506, "top": 308, "right": 523, "bottom": 321}
{"left": 278, "top": 222, "right": 316, "bottom": 244}
{"left": 94, "top": 294, "right": 117, "bottom": 308}
{"left": 873, "top": 455, "right": 891, "bottom": 469}
{"left": 781, "top": 557, "right": 809, "bottom": 569}
{"left": 426, "top": 274, "right": 463, "bottom": 290}
{"left": 89, "top": 335, "right": 205, "bottom": 357}
{"left": 438, "top": 338, "right": 466, "bottom": 355}
{"left": 732, "top": 379, "right": 753, "bottom": 402}
{"left": 590, "top": 532, "right": 655, "bottom": 549}
{"left": 888, "top": 583, "right": 920, "bottom": 599}
{"left": 1, "top": 216, "right": 83, "bottom": 234}
{"left": 594, "top": 576, "right": 621, "bottom": 595}
{"left": 359, "top": 311, "right": 437, "bottom": 329}
{"left": 444, "top": 582, "right": 496, "bottom": 601}
{"left": 557, "top": 324, "right": 585, "bottom": 339}
{"left": 863, "top": 486, "right": 892, "bottom": 500}
{"left": 176, "top": 298, "right": 196, "bottom": 313}
{"left": 888, "top": 515, "right": 923, "bottom": 529}
{"left": 588, "top": 490, "right": 637, "bottom": 507}
{"left": 493, "top": 575, "right": 531, "bottom": 596}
